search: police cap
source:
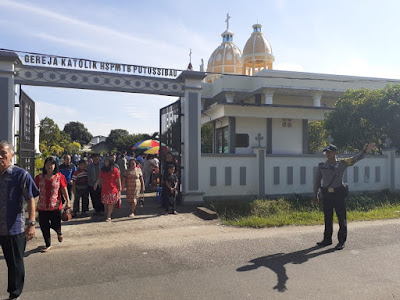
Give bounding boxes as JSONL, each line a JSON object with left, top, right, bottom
{"left": 323, "top": 144, "right": 338, "bottom": 152}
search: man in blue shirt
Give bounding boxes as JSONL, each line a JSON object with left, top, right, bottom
{"left": 0, "top": 140, "right": 39, "bottom": 299}
{"left": 59, "top": 154, "right": 76, "bottom": 204}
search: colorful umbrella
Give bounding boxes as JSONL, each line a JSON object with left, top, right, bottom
{"left": 132, "top": 139, "right": 159, "bottom": 149}
{"left": 144, "top": 146, "right": 168, "bottom": 155}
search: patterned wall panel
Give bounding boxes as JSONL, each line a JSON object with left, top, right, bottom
{"left": 15, "top": 65, "right": 185, "bottom": 97}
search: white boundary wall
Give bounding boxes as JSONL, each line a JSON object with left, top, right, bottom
{"left": 200, "top": 152, "right": 399, "bottom": 199}
{"left": 200, "top": 155, "right": 258, "bottom": 197}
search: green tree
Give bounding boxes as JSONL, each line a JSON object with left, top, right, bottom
{"left": 65, "top": 142, "right": 81, "bottom": 154}
{"left": 201, "top": 124, "right": 213, "bottom": 153}
{"left": 308, "top": 121, "right": 327, "bottom": 153}
{"left": 105, "top": 129, "right": 153, "bottom": 153}
{"left": 324, "top": 85, "right": 400, "bottom": 152}
{"left": 63, "top": 121, "right": 93, "bottom": 146}
{"left": 39, "top": 117, "right": 63, "bottom": 149}
{"left": 106, "top": 129, "right": 129, "bottom": 152}
{"left": 50, "top": 145, "right": 64, "bottom": 157}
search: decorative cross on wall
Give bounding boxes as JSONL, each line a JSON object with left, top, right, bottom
{"left": 255, "top": 133, "right": 264, "bottom": 147}
{"left": 384, "top": 137, "right": 392, "bottom": 149}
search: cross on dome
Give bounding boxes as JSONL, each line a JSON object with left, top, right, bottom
{"left": 225, "top": 13, "right": 230, "bottom": 30}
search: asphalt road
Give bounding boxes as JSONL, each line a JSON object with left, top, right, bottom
{"left": 1, "top": 196, "right": 400, "bottom": 300}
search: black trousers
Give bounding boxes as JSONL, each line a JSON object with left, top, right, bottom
{"left": 322, "top": 192, "right": 347, "bottom": 244}
{"left": 0, "top": 233, "right": 26, "bottom": 298}
{"left": 89, "top": 186, "right": 104, "bottom": 213}
{"left": 73, "top": 187, "right": 89, "bottom": 212}
{"left": 61, "top": 183, "right": 72, "bottom": 204}
{"left": 165, "top": 193, "right": 176, "bottom": 212}
{"left": 39, "top": 210, "right": 62, "bottom": 248}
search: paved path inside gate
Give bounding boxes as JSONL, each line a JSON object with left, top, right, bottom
{"left": 1, "top": 193, "right": 400, "bottom": 299}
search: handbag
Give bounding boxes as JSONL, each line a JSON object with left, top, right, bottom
{"left": 139, "top": 193, "right": 145, "bottom": 207}
{"left": 61, "top": 208, "right": 72, "bottom": 221}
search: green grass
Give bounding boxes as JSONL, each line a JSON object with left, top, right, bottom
{"left": 206, "top": 191, "right": 400, "bottom": 228}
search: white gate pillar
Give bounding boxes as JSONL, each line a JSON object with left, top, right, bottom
{"left": 382, "top": 148, "right": 397, "bottom": 191}
{"left": 178, "top": 71, "right": 206, "bottom": 203}
{"left": 0, "top": 51, "right": 20, "bottom": 145}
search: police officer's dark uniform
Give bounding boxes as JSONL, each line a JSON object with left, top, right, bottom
{"left": 314, "top": 144, "right": 369, "bottom": 250}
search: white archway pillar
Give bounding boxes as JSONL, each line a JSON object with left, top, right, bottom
{"left": 0, "top": 51, "right": 20, "bottom": 145}
{"left": 177, "top": 71, "right": 206, "bottom": 203}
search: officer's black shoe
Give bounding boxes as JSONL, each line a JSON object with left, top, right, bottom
{"left": 316, "top": 240, "right": 332, "bottom": 247}
{"left": 335, "top": 243, "right": 345, "bottom": 250}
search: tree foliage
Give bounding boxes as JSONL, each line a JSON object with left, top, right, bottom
{"left": 201, "top": 124, "right": 213, "bottom": 153}
{"left": 39, "top": 117, "right": 65, "bottom": 148}
{"left": 65, "top": 142, "right": 81, "bottom": 154}
{"left": 324, "top": 85, "right": 400, "bottom": 152}
{"left": 63, "top": 121, "right": 93, "bottom": 146}
{"left": 106, "top": 129, "right": 129, "bottom": 152}
{"left": 308, "top": 121, "right": 327, "bottom": 153}
{"left": 106, "top": 129, "right": 151, "bottom": 152}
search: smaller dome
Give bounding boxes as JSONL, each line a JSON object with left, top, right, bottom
{"left": 242, "top": 24, "right": 275, "bottom": 75}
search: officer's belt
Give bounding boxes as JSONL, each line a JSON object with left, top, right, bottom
{"left": 321, "top": 186, "right": 341, "bottom": 193}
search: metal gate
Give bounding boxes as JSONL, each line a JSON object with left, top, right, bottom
{"left": 18, "top": 89, "right": 36, "bottom": 177}
{"left": 159, "top": 99, "right": 181, "bottom": 195}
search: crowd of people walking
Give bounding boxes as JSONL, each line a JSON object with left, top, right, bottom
{"left": 55, "top": 151, "right": 176, "bottom": 220}
{"left": 28, "top": 150, "right": 179, "bottom": 255}
{"left": 0, "top": 139, "right": 180, "bottom": 299}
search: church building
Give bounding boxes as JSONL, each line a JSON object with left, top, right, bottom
{"left": 198, "top": 15, "right": 399, "bottom": 200}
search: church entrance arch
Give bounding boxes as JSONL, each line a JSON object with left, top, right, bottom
{"left": 0, "top": 50, "right": 205, "bottom": 203}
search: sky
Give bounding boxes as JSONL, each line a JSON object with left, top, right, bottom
{"left": 2, "top": 0, "right": 400, "bottom": 137}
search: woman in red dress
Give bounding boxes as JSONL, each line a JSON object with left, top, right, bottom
{"left": 34, "top": 157, "right": 71, "bottom": 252}
{"left": 94, "top": 157, "right": 121, "bottom": 222}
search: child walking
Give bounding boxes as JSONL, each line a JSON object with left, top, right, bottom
{"left": 72, "top": 160, "right": 89, "bottom": 217}
{"left": 164, "top": 164, "right": 178, "bottom": 215}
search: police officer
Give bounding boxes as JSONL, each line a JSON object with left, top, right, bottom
{"left": 313, "top": 142, "right": 375, "bottom": 250}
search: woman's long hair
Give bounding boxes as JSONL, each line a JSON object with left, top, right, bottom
{"left": 101, "top": 157, "right": 115, "bottom": 172}
{"left": 42, "top": 156, "right": 59, "bottom": 175}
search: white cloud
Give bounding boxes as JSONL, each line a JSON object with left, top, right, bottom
{"left": 32, "top": 33, "right": 109, "bottom": 54}
{"left": 83, "top": 121, "right": 115, "bottom": 137}
{"left": 123, "top": 105, "right": 154, "bottom": 121}
{"left": 0, "top": 1, "right": 144, "bottom": 44}
{"left": 0, "top": 0, "right": 184, "bottom": 58}
{"left": 328, "top": 57, "right": 400, "bottom": 80}
{"left": 35, "top": 100, "right": 77, "bottom": 125}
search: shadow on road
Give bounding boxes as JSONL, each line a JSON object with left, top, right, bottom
{"left": 237, "top": 245, "right": 335, "bottom": 292}
{"left": 0, "top": 246, "right": 43, "bottom": 261}
{"left": 60, "top": 193, "right": 197, "bottom": 226}
{"left": 24, "top": 246, "right": 43, "bottom": 257}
